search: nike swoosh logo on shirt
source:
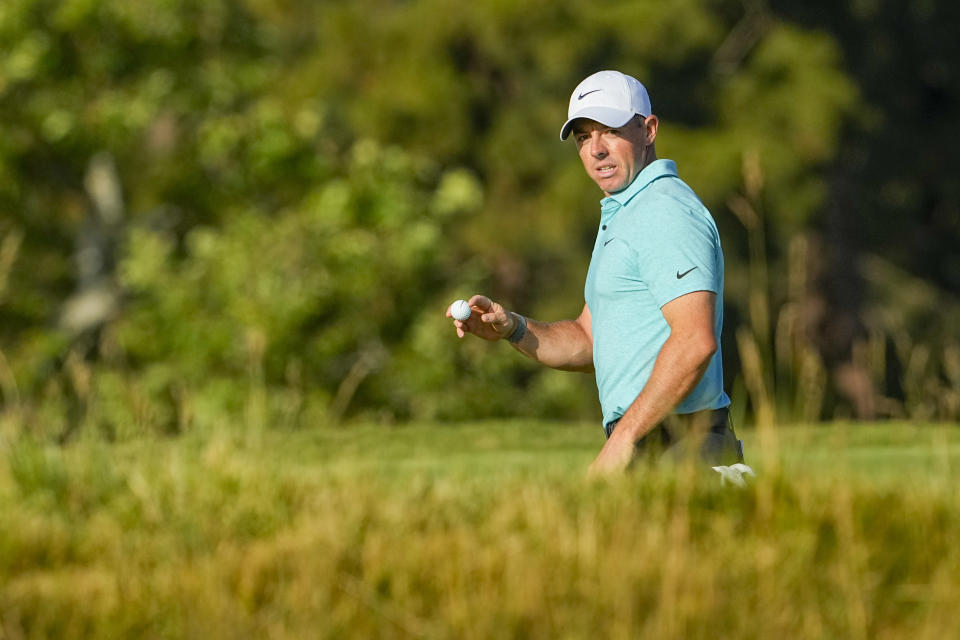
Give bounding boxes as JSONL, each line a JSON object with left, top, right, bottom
{"left": 676, "top": 267, "right": 698, "bottom": 279}
{"left": 604, "top": 238, "right": 615, "bottom": 247}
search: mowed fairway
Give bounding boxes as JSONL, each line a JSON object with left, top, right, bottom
{"left": 1, "top": 421, "right": 958, "bottom": 639}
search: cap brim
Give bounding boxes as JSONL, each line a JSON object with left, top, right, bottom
{"left": 559, "top": 107, "right": 635, "bottom": 140}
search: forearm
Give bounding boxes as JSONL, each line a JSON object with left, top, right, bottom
{"left": 589, "top": 331, "right": 713, "bottom": 474}
{"left": 509, "top": 315, "right": 594, "bottom": 372}
{"left": 614, "top": 332, "right": 713, "bottom": 441}
{"left": 451, "top": 296, "right": 594, "bottom": 372}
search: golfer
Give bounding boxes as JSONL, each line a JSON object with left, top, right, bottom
{"left": 449, "top": 70, "right": 743, "bottom": 474}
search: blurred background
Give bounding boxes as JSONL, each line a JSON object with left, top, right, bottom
{"left": 0, "top": 0, "right": 957, "bottom": 441}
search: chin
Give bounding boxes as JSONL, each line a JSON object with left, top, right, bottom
{"left": 600, "top": 180, "right": 627, "bottom": 194}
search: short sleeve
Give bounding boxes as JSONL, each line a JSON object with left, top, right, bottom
{"left": 628, "top": 198, "right": 721, "bottom": 308}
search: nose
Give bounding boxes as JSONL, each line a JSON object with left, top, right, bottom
{"left": 588, "top": 133, "right": 607, "bottom": 159}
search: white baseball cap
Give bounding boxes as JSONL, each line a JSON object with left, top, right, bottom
{"left": 559, "top": 70, "right": 652, "bottom": 141}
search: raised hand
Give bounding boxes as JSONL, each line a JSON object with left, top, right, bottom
{"left": 446, "top": 295, "right": 516, "bottom": 341}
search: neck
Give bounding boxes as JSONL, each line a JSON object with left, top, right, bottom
{"left": 641, "top": 143, "right": 657, "bottom": 170}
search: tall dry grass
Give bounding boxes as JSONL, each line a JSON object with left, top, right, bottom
{"left": 729, "top": 152, "right": 960, "bottom": 425}
{"left": 1, "top": 422, "right": 958, "bottom": 639}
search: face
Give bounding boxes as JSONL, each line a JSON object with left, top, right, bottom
{"left": 572, "top": 116, "right": 657, "bottom": 196}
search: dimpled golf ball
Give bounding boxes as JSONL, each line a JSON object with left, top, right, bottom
{"left": 450, "top": 299, "right": 472, "bottom": 321}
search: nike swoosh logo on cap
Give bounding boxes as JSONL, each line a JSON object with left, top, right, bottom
{"left": 578, "top": 89, "right": 601, "bottom": 100}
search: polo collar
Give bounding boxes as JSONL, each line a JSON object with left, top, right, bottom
{"left": 600, "top": 159, "right": 678, "bottom": 210}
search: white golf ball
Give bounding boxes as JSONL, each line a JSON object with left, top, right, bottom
{"left": 450, "top": 299, "right": 472, "bottom": 321}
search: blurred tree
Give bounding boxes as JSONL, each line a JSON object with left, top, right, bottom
{"left": 115, "top": 139, "right": 486, "bottom": 429}
{"left": 1, "top": 0, "right": 954, "bottom": 435}
{"left": 771, "top": 0, "right": 960, "bottom": 418}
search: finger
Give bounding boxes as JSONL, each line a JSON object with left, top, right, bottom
{"left": 456, "top": 319, "right": 477, "bottom": 336}
{"left": 481, "top": 309, "right": 510, "bottom": 329}
{"left": 468, "top": 294, "right": 493, "bottom": 311}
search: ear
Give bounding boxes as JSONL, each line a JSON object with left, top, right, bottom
{"left": 643, "top": 115, "right": 659, "bottom": 145}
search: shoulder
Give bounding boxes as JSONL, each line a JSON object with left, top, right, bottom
{"left": 646, "top": 174, "right": 706, "bottom": 214}
{"left": 616, "top": 195, "right": 717, "bottom": 266}
{"left": 628, "top": 184, "right": 713, "bottom": 233}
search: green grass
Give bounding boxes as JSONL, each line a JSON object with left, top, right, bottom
{"left": 1, "top": 421, "right": 959, "bottom": 639}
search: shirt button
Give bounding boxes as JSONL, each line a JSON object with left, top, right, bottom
{"left": 602, "top": 225, "right": 607, "bottom": 230}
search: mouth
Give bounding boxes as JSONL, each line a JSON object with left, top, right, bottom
{"left": 595, "top": 164, "right": 617, "bottom": 178}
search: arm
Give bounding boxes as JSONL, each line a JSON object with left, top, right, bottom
{"left": 448, "top": 295, "right": 594, "bottom": 373}
{"left": 587, "top": 290, "right": 717, "bottom": 475}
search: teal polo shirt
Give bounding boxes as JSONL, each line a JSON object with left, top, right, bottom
{"left": 584, "top": 159, "right": 730, "bottom": 428}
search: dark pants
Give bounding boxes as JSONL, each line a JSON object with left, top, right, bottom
{"left": 604, "top": 407, "right": 744, "bottom": 466}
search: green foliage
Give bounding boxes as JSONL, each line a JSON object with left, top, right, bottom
{"left": 111, "top": 139, "right": 480, "bottom": 427}
{"left": 718, "top": 24, "right": 858, "bottom": 226}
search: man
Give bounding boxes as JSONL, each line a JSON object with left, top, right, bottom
{"left": 448, "top": 70, "right": 743, "bottom": 475}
